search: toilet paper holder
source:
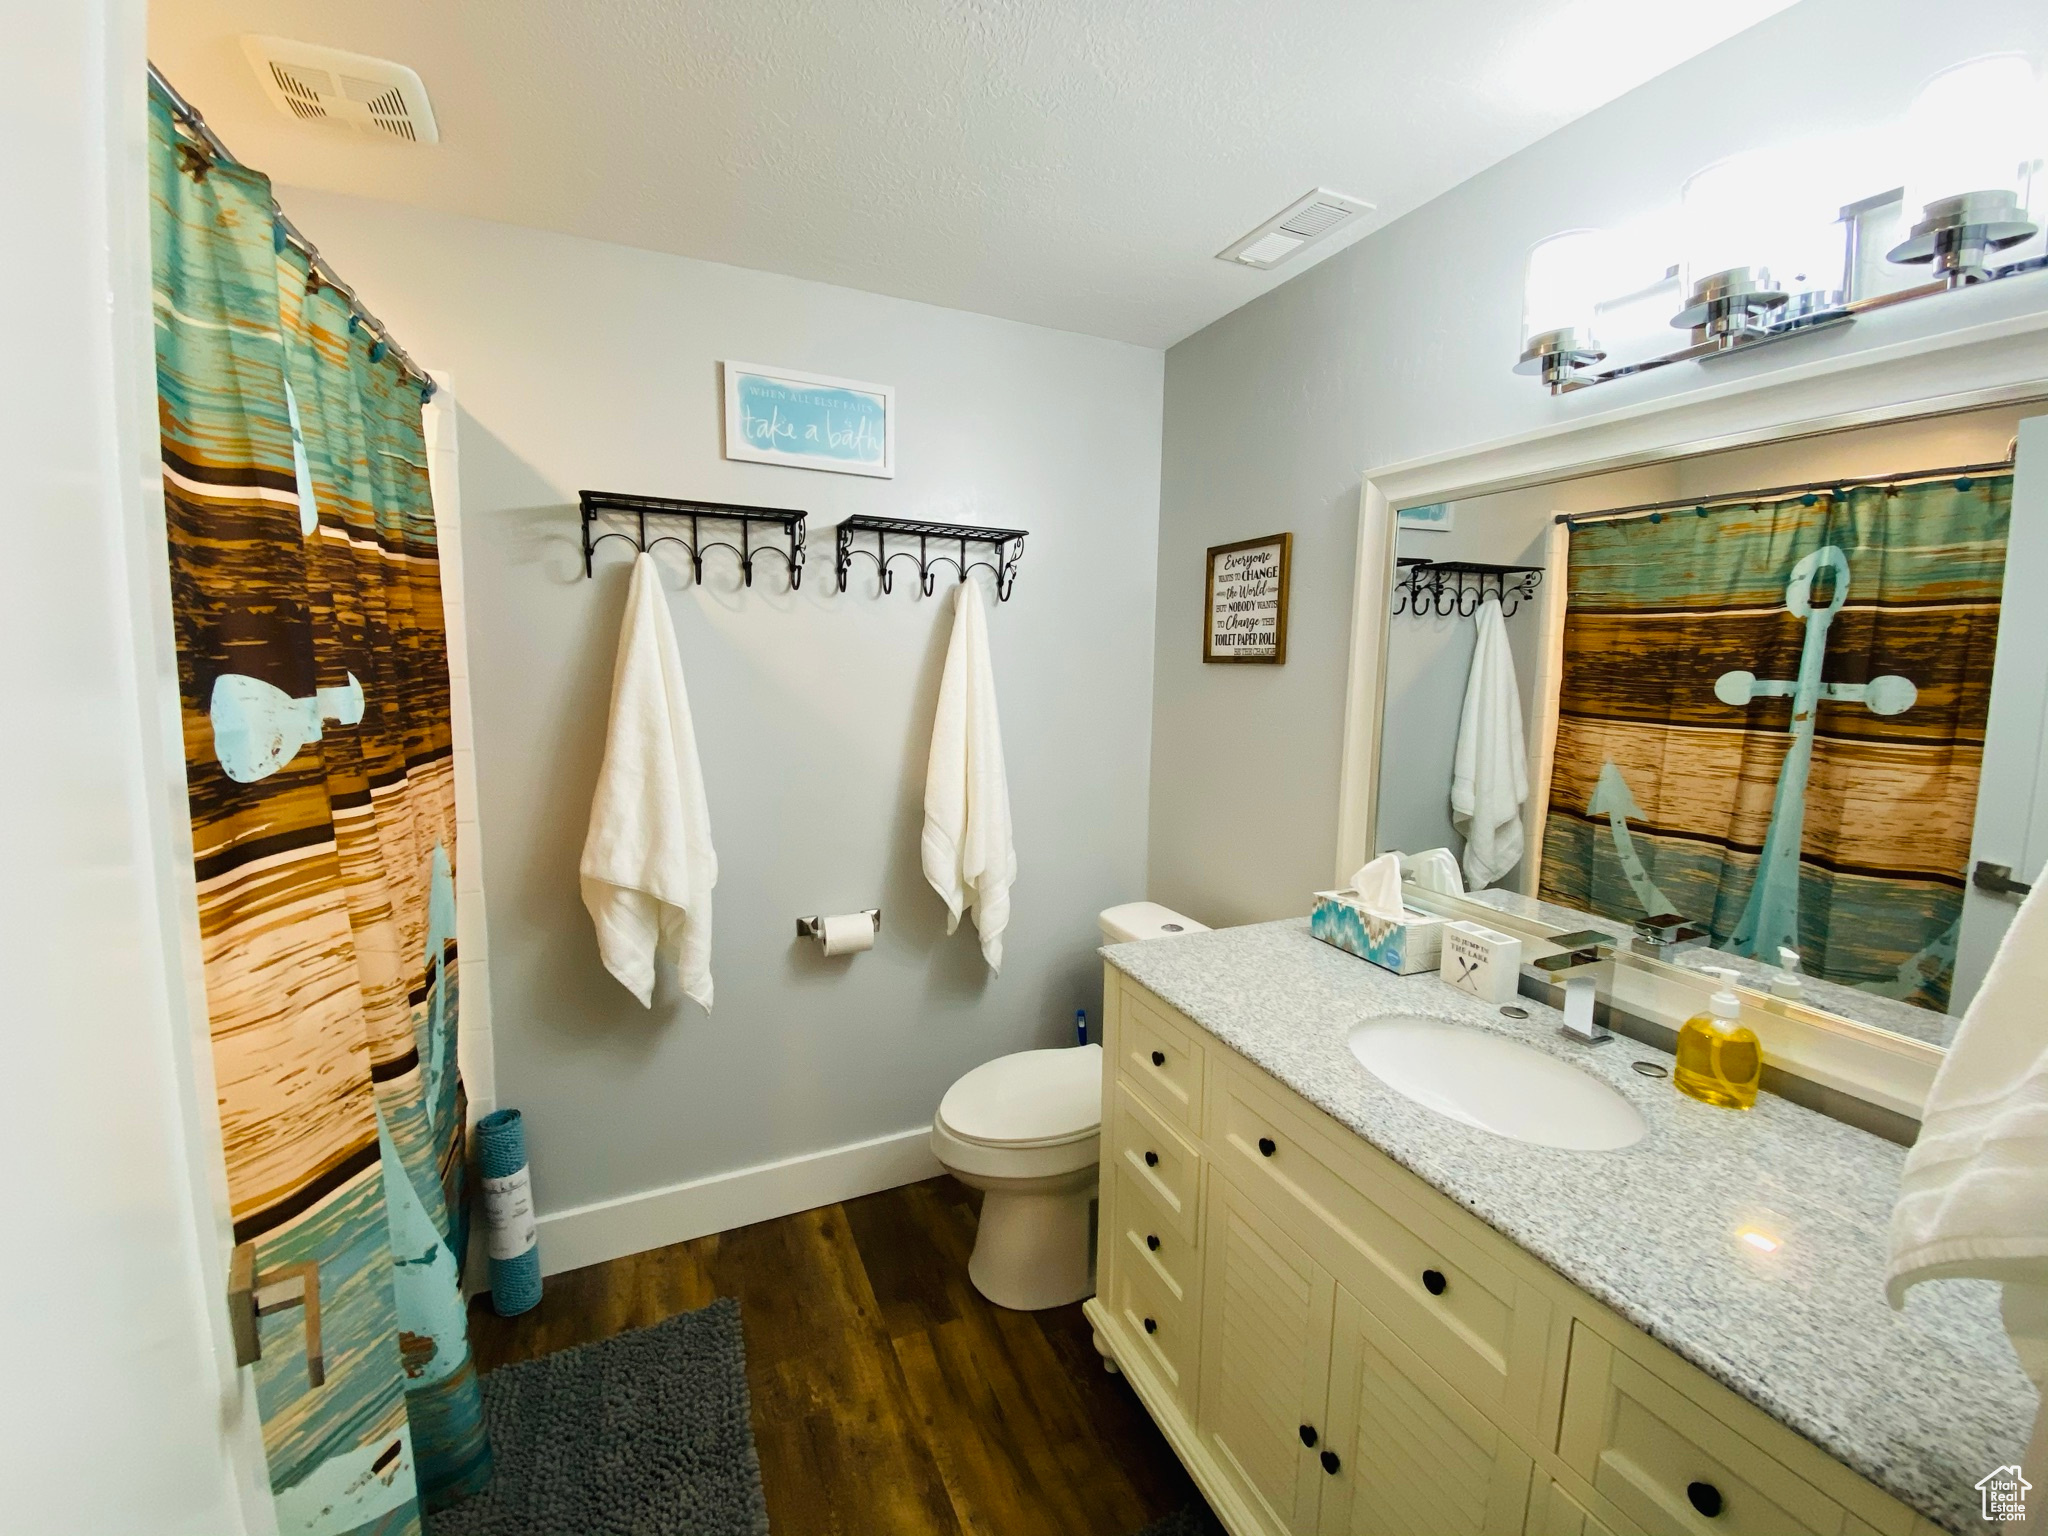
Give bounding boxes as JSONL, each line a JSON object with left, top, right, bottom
{"left": 797, "top": 909, "right": 881, "bottom": 941}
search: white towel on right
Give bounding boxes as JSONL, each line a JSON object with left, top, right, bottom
{"left": 1886, "top": 876, "right": 2048, "bottom": 1305}
{"left": 921, "top": 578, "right": 1015, "bottom": 972}
{"left": 1450, "top": 596, "right": 1528, "bottom": 891}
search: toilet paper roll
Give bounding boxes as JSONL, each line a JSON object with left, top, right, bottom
{"left": 820, "top": 912, "right": 877, "bottom": 957}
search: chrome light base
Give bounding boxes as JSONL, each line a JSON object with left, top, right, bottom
{"left": 1513, "top": 327, "right": 1607, "bottom": 394}
{"left": 1671, "top": 266, "right": 1787, "bottom": 342}
{"left": 1886, "top": 190, "right": 2039, "bottom": 287}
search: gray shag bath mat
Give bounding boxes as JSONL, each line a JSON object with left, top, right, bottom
{"left": 1133, "top": 1503, "right": 1226, "bottom": 1536}
{"left": 428, "top": 1297, "right": 769, "bottom": 1536}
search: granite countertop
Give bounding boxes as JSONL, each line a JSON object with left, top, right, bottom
{"left": 1101, "top": 919, "right": 2034, "bottom": 1536}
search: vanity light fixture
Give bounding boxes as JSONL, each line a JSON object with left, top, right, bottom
{"left": 1886, "top": 189, "right": 2039, "bottom": 286}
{"left": 1513, "top": 56, "right": 2047, "bottom": 394}
{"left": 1889, "top": 56, "right": 2044, "bottom": 287}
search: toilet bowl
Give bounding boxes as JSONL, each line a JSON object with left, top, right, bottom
{"left": 932, "top": 902, "right": 1209, "bottom": 1311}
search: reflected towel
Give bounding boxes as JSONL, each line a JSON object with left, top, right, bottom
{"left": 1451, "top": 596, "right": 1528, "bottom": 890}
{"left": 922, "top": 578, "right": 1014, "bottom": 971}
{"left": 1887, "top": 878, "right": 2048, "bottom": 1304}
{"left": 580, "top": 553, "right": 717, "bottom": 1009}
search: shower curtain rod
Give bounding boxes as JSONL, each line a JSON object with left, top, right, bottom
{"left": 1554, "top": 457, "right": 2018, "bottom": 528}
{"left": 148, "top": 62, "right": 434, "bottom": 393}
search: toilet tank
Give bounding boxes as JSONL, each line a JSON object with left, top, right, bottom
{"left": 1098, "top": 901, "right": 1209, "bottom": 945}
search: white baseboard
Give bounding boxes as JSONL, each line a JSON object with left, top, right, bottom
{"left": 533, "top": 1125, "right": 944, "bottom": 1278}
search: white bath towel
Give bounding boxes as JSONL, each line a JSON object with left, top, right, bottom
{"left": 922, "top": 578, "right": 1014, "bottom": 971}
{"left": 1886, "top": 877, "right": 2048, "bottom": 1305}
{"left": 1451, "top": 597, "right": 1528, "bottom": 890}
{"left": 580, "top": 553, "right": 717, "bottom": 1010}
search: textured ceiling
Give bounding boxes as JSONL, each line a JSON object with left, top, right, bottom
{"left": 148, "top": 0, "right": 1796, "bottom": 347}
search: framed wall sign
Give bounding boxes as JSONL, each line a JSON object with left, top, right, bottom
{"left": 1204, "top": 532, "right": 1292, "bottom": 663}
{"left": 1397, "top": 501, "right": 1454, "bottom": 531}
{"left": 721, "top": 361, "right": 895, "bottom": 478}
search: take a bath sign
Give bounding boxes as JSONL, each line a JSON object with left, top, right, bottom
{"left": 722, "top": 361, "right": 894, "bottom": 478}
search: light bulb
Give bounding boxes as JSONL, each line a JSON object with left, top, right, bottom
{"left": 1903, "top": 55, "right": 2043, "bottom": 215}
{"left": 1521, "top": 229, "right": 1611, "bottom": 346}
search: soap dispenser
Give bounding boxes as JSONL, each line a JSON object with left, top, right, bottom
{"left": 1673, "top": 967, "right": 1762, "bottom": 1110}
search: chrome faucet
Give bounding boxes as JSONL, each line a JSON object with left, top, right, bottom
{"left": 1532, "top": 932, "right": 1615, "bottom": 1045}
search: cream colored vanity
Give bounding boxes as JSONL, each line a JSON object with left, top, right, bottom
{"left": 1082, "top": 966, "right": 1958, "bottom": 1536}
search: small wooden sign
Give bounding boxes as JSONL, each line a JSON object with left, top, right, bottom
{"left": 1204, "top": 533, "right": 1292, "bottom": 664}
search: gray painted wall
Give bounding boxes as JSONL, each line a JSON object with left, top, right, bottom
{"left": 279, "top": 189, "right": 1162, "bottom": 1217}
{"left": 1150, "top": 0, "right": 2048, "bottom": 927}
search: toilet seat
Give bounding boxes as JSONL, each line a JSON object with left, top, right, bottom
{"left": 937, "top": 1044, "right": 1102, "bottom": 1148}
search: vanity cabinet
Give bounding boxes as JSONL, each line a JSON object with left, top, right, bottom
{"left": 1084, "top": 971, "right": 1940, "bottom": 1536}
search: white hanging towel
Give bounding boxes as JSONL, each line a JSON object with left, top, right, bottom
{"left": 1450, "top": 596, "right": 1528, "bottom": 890}
{"left": 922, "top": 578, "right": 1015, "bottom": 972}
{"left": 580, "top": 552, "right": 717, "bottom": 1010}
{"left": 1886, "top": 878, "right": 2048, "bottom": 1306}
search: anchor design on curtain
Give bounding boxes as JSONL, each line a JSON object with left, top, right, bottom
{"left": 1713, "top": 546, "right": 1918, "bottom": 960}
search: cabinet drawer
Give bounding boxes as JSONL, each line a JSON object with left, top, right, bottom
{"left": 1112, "top": 1233, "right": 1196, "bottom": 1404}
{"left": 1113, "top": 1163, "right": 1199, "bottom": 1307}
{"left": 1216, "top": 1065, "right": 1546, "bottom": 1432}
{"left": 1113, "top": 1080, "right": 1201, "bottom": 1243}
{"left": 1122, "top": 986, "right": 1206, "bottom": 1131}
{"left": 1560, "top": 1323, "right": 1845, "bottom": 1536}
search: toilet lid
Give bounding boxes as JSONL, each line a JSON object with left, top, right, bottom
{"left": 938, "top": 1045, "right": 1103, "bottom": 1147}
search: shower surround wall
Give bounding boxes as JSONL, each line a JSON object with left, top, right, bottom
{"left": 279, "top": 189, "right": 1163, "bottom": 1269}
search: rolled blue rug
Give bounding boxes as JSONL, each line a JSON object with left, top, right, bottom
{"left": 475, "top": 1108, "right": 541, "bottom": 1317}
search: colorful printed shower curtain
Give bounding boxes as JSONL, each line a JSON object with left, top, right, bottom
{"left": 1538, "top": 474, "right": 2011, "bottom": 1013}
{"left": 151, "top": 82, "right": 490, "bottom": 1532}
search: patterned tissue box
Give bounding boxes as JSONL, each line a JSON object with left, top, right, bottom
{"left": 1309, "top": 890, "right": 1445, "bottom": 975}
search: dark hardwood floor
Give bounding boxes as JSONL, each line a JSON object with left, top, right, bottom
{"left": 468, "top": 1175, "right": 1198, "bottom": 1535}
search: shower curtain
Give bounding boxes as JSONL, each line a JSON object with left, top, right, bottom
{"left": 1537, "top": 474, "right": 2011, "bottom": 1012}
{"left": 151, "top": 81, "right": 489, "bottom": 1532}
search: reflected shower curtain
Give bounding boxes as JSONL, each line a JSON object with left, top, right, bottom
{"left": 1538, "top": 475, "right": 2010, "bottom": 1012}
{"left": 151, "top": 81, "right": 489, "bottom": 1532}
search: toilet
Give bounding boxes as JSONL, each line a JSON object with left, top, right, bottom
{"left": 932, "top": 901, "right": 1209, "bottom": 1310}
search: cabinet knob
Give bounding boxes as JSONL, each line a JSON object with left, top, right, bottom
{"left": 1258, "top": 1136, "right": 1277, "bottom": 1157}
{"left": 1151, "top": 1050, "right": 1166, "bottom": 1067}
{"left": 1298, "top": 1424, "right": 1318, "bottom": 1448}
{"left": 1146, "top": 1234, "right": 1160, "bottom": 1251}
{"left": 1144, "top": 1149, "right": 1159, "bottom": 1167}
{"left": 1686, "top": 1481, "right": 1723, "bottom": 1518}
{"left": 1422, "top": 1268, "right": 1447, "bottom": 1296}
{"left": 1143, "top": 1316, "right": 1158, "bottom": 1334}
{"left": 1320, "top": 1449, "right": 1341, "bottom": 1476}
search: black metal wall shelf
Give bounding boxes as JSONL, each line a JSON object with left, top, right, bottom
{"left": 835, "top": 516, "right": 1028, "bottom": 601}
{"left": 580, "top": 490, "right": 808, "bottom": 587}
{"left": 1394, "top": 557, "right": 1544, "bottom": 618}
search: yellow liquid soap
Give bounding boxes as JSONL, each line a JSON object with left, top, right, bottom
{"left": 1673, "top": 967, "right": 1761, "bottom": 1110}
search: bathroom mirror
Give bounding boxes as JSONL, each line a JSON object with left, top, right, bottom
{"left": 1370, "top": 402, "right": 2048, "bottom": 1050}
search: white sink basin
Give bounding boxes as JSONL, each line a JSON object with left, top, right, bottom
{"left": 1347, "top": 1017, "right": 1647, "bottom": 1151}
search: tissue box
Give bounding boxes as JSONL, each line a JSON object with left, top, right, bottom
{"left": 1441, "top": 920, "right": 1523, "bottom": 1004}
{"left": 1310, "top": 890, "right": 1445, "bottom": 975}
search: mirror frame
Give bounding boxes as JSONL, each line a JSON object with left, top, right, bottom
{"left": 1336, "top": 310, "right": 2048, "bottom": 1118}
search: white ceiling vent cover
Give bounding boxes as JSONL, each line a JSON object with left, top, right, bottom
{"left": 1218, "top": 188, "right": 1374, "bottom": 269}
{"left": 240, "top": 36, "right": 439, "bottom": 145}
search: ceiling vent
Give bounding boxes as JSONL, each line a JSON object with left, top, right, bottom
{"left": 240, "top": 36, "right": 439, "bottom": 145}
{"left": 1218, "top": 188, "right": 1375, "bottom": 269}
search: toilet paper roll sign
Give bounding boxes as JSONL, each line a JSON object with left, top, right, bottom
{"left": 798, "top": 908, "right": 882, "bottom": 956}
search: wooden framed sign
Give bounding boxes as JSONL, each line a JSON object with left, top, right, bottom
{"left": 1204, "top": 532, "right": 1292, "bottom": 663}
